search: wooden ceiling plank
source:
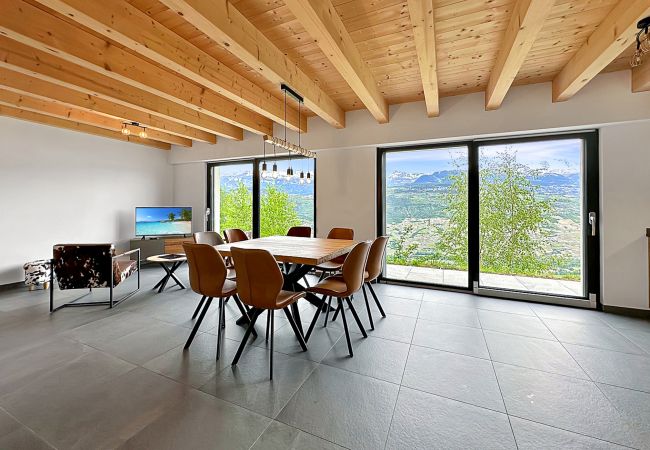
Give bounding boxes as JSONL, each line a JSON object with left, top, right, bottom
{"left": 0, "top": 64, "right": 216, "bottom": 143}
{"left": 0, "top": 88, "right": 192, "bottom": 147}
{"left": 27, "top": 0, "right": 306, "bottom": 133}
{"left": 284, "top": 0, "right": 388, "bottom": 123}
{"left": 552, "top": 0, "right": 650, "bottom": 101}
{"left": 158, "top": 0, "right": 346, "bottom": 128}
{"left": 0, "top": 104, "right": 170, "bottom": 150}
{"left": 407, "top": 0, "right": 439, "bottom": 117}
{"left": 0, "top": 37, "right": 243, "bottom": 140}
{"left": 486, "top": 0, "right": 555, "bottom": 110}
{"left": 632, "top": 61, "right": 650, "bottom": 92}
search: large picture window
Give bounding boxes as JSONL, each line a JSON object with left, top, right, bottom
{"left": 378, "top": 132, "right": 600, "bottom": 306}
{"left": 208, "top": 156, "right": 315, "bottom": 238}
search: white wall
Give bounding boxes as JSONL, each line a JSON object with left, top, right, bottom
{"left": 173, "top": 162, "right": 206, "bottom": 233}
{"left": 168, "top": 70, "right": 650, "bottom": 310}
{"left": 0, "top": 117, "right": 173, "bottom": 285}
{"left": 600, "top": 123, "right": 650, "bottom": 310}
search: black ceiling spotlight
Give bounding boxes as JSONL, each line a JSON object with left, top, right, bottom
{"left": 631, "top": 16, "right": 650, "bottom": 68}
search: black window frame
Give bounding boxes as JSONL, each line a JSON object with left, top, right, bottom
{"left": 377, "top": 131, "right": 600, "bottom": 306}
{"left": 206, "top": 155, "right": 317, "bottom": 239}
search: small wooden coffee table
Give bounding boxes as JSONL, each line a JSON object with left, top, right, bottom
{"left": 147, "top": 254, "right": 187, "bottom": 293}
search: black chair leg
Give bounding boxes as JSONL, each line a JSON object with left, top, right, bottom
{"left": 283, "top": 307, "right": 308, "bottom": 351}
{"left": 318, "top": 271, "right": 327, "bottom": 282}
{"left": 185, "top": 297, "right": 213, "bottom": 349}
{"left": 305, "top": 296, "right": 326, "bottom": 342}
{"left": 216, "top": 297, "right": 224, "bottom": 360}
{"left": 233, "top": 295, "right": 258, "bottom": 339}
{"left": 362, "top": 284, "right": 374, "bottom": 330}
{"left": 331, "top": 302, "right": 342, "bottom": 322}
{"left": 338, "top": 298, "right": 353, "bottom": 357}
{"left": 367, "top": 283, "right": 386, "bottom": 317}
{"left": 345, "top": 297, "right": 368, "bottom": 338}
{"left": 323, "top": 296, "right": 333, "bottom": 327}
{"left": 232, "top": 309, "right": 262, "bottom": 366}
{"left": 269, "top": 312, "right": 274, "bottom": 380}
{"left": 266, "top": 310, "right": 271, "bottom": 342}
{"left": 192, "top": 296, "right": 206, "bottom": 320}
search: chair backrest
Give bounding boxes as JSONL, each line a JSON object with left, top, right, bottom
{"left": 193, "top": 231, "right": 225, "bottom": 246}
{"left": 365, "top": 236, "right": 389, "bottom": 282}
{"left": 231, "top": 247, "right": 284, "bottom": 309}
{"left": 327, "top": 227, "right": 354, "bottom": 240}
{"left": 182, "top": 243, "right": 228, "bottom": 297}
{"left": 287, "top": 226, "right": 312, "bottom": 238}
{"left": 52, "top": 244, "right": 114, "bottom": 290}
{"left": 341, "top": 241, "right": 371, "bottom": 293}
{"left": 224, "top": 228, "right": 248, "bottom": 243}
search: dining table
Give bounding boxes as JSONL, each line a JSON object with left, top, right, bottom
{"left": 214, "top": 235, "right": 357, "bottom": 333}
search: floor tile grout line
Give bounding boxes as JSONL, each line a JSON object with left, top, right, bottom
{"left": 0, "top": 404, "right": 59, "bottom": 449}
{"left": 476, "top": 312, "right": 520, "bottom": 449}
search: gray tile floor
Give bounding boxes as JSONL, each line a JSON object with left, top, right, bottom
{"left": 0, "top": 265, "right": 649, "bottom": 449}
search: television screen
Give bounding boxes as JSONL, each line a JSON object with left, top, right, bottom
{"left": 135, "top": 207, "right": 192, "bottom": 236}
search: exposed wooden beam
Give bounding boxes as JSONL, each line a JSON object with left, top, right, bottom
{"left": 0, "top": 88, "right": 192, "bottom": 147}
{"left": 0, "top": 37, "right": 243, "bottom": 140}
{"left": 159, "top": 0, "right": 346, "bottom": 129}
{"left": 0, "top": 104, "right": 170, "bottom": 150}
{"left": 553, "top": 0, "right": 650, "bottom": 102}
{"left": 406, "top": 0, "right": 439, "bottom": 117}
{"left": 633, "top": 62, "right": 650, "bottom": 92}
{"left": 486, "top": 0, "right": 555, "bottom": 110}
{"left": 0, "top": 64, "right": 216, "bottom": 143}
{"left": 21, "top": 0, "right": 298, "bottom": 133}
{"left": 285, "top": 0, "right": 388, "bottom": 123}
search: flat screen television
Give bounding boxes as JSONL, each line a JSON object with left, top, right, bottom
{"left": 135, "top": 206, "right": 192, "bottom": 237}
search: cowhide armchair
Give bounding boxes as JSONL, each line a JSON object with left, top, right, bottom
{"left": 50, "top": 244, "right": 140, "bottom": 312}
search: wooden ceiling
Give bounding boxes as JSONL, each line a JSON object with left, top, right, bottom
{"left": 0, "top": 0, "right": 648, "bottom": 150}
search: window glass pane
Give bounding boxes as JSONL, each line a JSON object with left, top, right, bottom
{"left": 384, "top": 147, "right": 468, "bottom": 286}
{"left": 211, "top": 163, "right": 253, "bottom": 235}
{"left": 259, "top": 158, "right": 315, "bottom": 237}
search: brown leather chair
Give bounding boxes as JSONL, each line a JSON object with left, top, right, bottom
{"left": 314, "top": 227, "right": 354, "bottom": 281}
{"left": 194, "top": 231, "right": 225, "bottom": 246}
{"left": 182, "top": 243, "right": 251, "bottom": 360}
{"left": 286, "top": 226, "right": 312, "bottom": 238}
{"left": 305, "top": 241, "right": 371, "bottom": 357}
{"left": 361, "top": 236, "right": 389, "bottom": 330}
{"left": 224, "top": 228, "right": 248, "bottom": 243}
{"left": 230, "top": 247, "right": 307, "bottom": 379}
{"left": 191, "top": 232, "right": 235, "bottom": 319}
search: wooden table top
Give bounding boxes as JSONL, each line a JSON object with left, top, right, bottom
{"left": 214, "top": 236, "right": 357, "bottom": 265}
{"left": 146, "top": 254, "right": 187, "bottom": 263}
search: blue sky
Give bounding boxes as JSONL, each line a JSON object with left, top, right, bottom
{"left": 136, "top": 207, "right": 190, "bottom": 222}
{"left": 386, "top": 139, "right": 582, "bottom": 174}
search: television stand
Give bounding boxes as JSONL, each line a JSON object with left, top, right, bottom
{"left": 130, "top": 236, "right": 193, "bottom": 261}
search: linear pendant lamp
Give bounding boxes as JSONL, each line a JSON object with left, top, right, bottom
{"left": 262, "top": 85, "right": 316, "bottom": 159}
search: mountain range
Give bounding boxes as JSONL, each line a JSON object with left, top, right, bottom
{"left": 388, "top": 170, "right": 580, "bottom": 187}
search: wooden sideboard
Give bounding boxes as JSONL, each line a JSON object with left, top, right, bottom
{"left": 130, "top": 236, "right": 193, "bottom": 261}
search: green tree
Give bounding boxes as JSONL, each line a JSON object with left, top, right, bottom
{"left": 220, "top": 181, "right": 252, "bottom": 232}
{"left": 387, "top": 222, "right": 420, "bottom": 265}
{"left": 180, "top": 208, "right": 192, "bottom": 221}
{"left": 167, "top": 212, "right": 176, "bottom": 221}
{"left": 260, "top": 185, "right": 301, "bottom": 237}
{"left": 439, "top": 148, "right": 558, "bottom": 276}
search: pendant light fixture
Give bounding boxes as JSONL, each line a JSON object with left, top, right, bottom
{"left": 261, "top": 141, "right": 268, "bottom": 179}
{"left": 631, "top": 16, "right": 650, "bottom": 68}
{"left": 121, "top": 121, "right": 148, "bottom": 138}
{"left": 138, "top": 127, "right": 147, "bottom": 139}
{"left": 121, "top": 123, "right": 130, "bottom": 135}
{"left": 271, "top": 143, "right": 279, "bottom": 179}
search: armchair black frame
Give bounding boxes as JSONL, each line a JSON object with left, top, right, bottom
{"left": 49, "top": 248, "right": 141, "bottom": 312}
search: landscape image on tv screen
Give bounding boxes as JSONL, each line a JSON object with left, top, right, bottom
{"left": 135, "top": 207, "right": 192, "bottom": 236}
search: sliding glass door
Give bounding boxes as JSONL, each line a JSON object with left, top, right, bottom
{"left": 208, "top": 162, "right": 254, "bottom": 236}
{"left": 383, "top": 146, "right": 469, "bottom": 287}
{"left": 208, "top": 157, "right": 316, "bottom": 238}
{"left": 379, "top": 132, "right": 600, "bottom": 306}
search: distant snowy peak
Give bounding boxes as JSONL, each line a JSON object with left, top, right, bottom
{"left": 387, "top": 171, "right": 424, "bottom": 185}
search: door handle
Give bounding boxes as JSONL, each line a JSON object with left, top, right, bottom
{"left": 588, "top": 212, "right": 597, "bottom": 237}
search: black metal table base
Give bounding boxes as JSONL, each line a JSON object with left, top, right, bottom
{"left": 152, "top": 261, "right": 186, "bottom": 293}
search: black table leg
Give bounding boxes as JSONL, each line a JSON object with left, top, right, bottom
{"left": 155, "top": 261, "right": 186, "bottom": 293}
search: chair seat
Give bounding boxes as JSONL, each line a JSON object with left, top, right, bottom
{"left": 113, "top": 260, "right": 137, "bottom": 287}
{"left": 315, "top": 261, "right": 343, "bottom": 272}
{"left": 307, "top": 276, "right": 350, "bottom": 296}
{"left": 275, "top": 290, "right": 305, "bottom": 309}
{"left": 219, "top": 279, "right": 238, "bottom": 297}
